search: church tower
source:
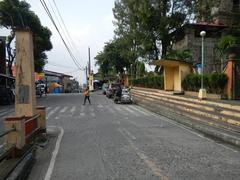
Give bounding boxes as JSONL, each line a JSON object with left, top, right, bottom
{"left": 212, "top": 0, "right": 240, "bottom": 26}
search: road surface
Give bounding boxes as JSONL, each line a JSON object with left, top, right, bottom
{"left": 1, "top": 92, "right": 240, "bottom": 179}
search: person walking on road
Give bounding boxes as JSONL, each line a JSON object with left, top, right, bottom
{"left": 83, "top": 86, "right": 91, "bottom": 105}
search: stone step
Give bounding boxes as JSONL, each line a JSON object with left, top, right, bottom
{"left": 133, "top": 90, "right": 240, "bottom": 123}
{"left": 132, "top": 88, "right": 240, "bottom": 119}
{"left": 132, "top": 87, "right": 240, "bottom": 112}
{"left": 133, "top": 95, "right": 240, "bottom": 134}
{"left": 134, "top": 97, "right": 240, "bottom": 148}
{"left": 132, "top": 92, "right": 240, "bottom": 133}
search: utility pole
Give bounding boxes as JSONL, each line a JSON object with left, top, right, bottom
{"left": 88, "top": 47, "right": 94, "bottom": 91}
{"left": 15, "top": 29, "right": 36, "bottom": 116}
{"left": 88, "top": 47, "right": 91, "bottom": 76}
{"left": 85, "top": 66, "right": 88, "bottom": 85}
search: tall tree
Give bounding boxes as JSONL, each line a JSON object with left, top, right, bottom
{"left": 0, "top": 0, "right": 52, "bottom": 75}
{"left": 95, "top": 38, "right": 134, "bottom": 78}
{"left": 196, "top": 0, "right": 220, "bottom": 22}
{"left": 136, "top": 61, "right": 145, "bottom": 78}
{"left": 113, "top": 0, "right": 195, "bottom": 65}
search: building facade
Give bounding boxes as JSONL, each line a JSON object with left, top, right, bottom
{"left": 172, "top": 24, "right": 228, "bottom": 73}
{"left": 43, "top": 70, "right": 73, "bottom": 93}
{"left": 172, "top": 0, "right": 239, "bottom": 73}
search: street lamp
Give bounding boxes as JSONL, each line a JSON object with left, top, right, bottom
{"left": 198, "top": 30, "right": 207, "bottom": 100}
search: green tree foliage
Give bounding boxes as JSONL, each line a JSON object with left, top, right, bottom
{"left": 0, "top": 0, "right": 52, "bottom": 74}
{"left": 218, "top": 35, "right": 237, "bottom": 52}
{"left": 217, "top": 28, "right": 240, "bottom": 63}
{"left": 113, "top": 0, "right": 195, "bottom": 64}
{"left": 136, "top": 61, "right": 145, "bottom": 78}
{"left": 95, "top": 38, "right": 131, "bottom": 78}
{"left": 165, "top": 49, "right": 193, "bottom": 63}
{"left": 182, "top": 73, "right": 228, "bottom": 94}
{"left": 195, "top": 0, "right": 219, "bottom": 22}
{"left": 130, "top": 75, "right": 164, "bottom": 89}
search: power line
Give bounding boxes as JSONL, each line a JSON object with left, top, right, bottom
{"left": 46, "top": 0, "right": 74, "bottom": 54}
{"left": 65, "top": 68, "right": 83, "bottom": 74}
{"left": 40, "top": 0, "right": 79, "bottom": 67}
{"left": 51, "top": 0, "right": 83, "bottom": 68}
{"left": 39, "top": 0, "right": 85, "bottom": 71}
{"left": 47, "top": 62, "right": 77, "bottom": 69}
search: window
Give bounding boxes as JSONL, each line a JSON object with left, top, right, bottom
{"left": 233, "top": 0, "right": 240, "bottom": 12}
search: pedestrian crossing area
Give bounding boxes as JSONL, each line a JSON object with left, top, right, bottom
{"left": 0, "top": 104, "right": 155, "bottom": 121}
{"left": 45, "top": 104, "right": 154, "bottom": 120}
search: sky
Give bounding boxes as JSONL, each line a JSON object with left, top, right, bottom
{"left": 1, "top": 0, "right": 116, "bottom": 84}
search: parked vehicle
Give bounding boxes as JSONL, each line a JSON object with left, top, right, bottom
{"left": 0, "top": 73, "right": 15, "bottom": 105}
{"left": 113, "top": 85, "right": 122, "bottom": 103}
{"left": 72, "top": 88, "right": 81, "bottom": 93}
{"left": 102, "top": 83, "right": 109, "bottom": 95}
{"left": 113, "top": 88, "right": 132, "bottom": 104}
{"left": 106, "top": 83, "right": 122, "bottom": 98}
{"left": 94, "top": 80, "right": 101, "bottom": 90}
{"left": 37, "top": 83, "right": 46, "bottom": 94}
{"left": 35, "top": 83, "right": 46, "bottom": 97}
{"left": 121, "top": 88, "right": 132, "bottom": 104}
{"left": 36, "top": 84, "right": 43, "bottom": 97}
{"left": 106, "top": 88, "right": 112, "bottom": 98}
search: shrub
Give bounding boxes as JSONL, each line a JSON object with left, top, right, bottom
{"left": 182, "top": 73, "right": 228, "bottom": 94}
{"left": 130, "top": 75, "right": 164, "bottom": 89}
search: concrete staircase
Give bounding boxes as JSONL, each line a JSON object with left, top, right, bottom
{"left": 131, "top": 87, "right": 240, "bottom": 146}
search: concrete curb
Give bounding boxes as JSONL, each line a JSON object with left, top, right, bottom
{"left": 27, "top": 126, "right": 61, "bottom": 180}
{"left": 169, "top": 112, "right": 240, "bottom": 147}
{"left": 6, "top": 152, "right": 35, "bottom": 180}
{"left": 3, "top": 133, "right": 50, "bottom": 180}
{"left": 137, "top": 101, "right": 240, "bottom": 148}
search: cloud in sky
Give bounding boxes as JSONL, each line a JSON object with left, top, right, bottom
{"left": 0, "top": 0, "right": 115, "bottom": 84}
{"left": 31, "top": 0, "right": 115, "bottom": 84}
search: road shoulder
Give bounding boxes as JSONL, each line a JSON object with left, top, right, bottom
{"left": 27, "top": 126, "right": 61, "bottom": 180}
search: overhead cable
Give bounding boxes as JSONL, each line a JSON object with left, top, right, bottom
{"left": 52, "top": 0, "right": 83, "bottom": 68}
{"left": 39, "top": 0, "right": 84, "bottom": 71}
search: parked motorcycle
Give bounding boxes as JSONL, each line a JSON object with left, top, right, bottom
{"left": 113, "top": 88, "right": 132, "bottom": 104}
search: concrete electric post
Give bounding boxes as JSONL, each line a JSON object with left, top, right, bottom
{"left": 15, "top": 29, "right": 36, "bottom": 116}
{"left": 198, "top": 30, "right": 207, "bottom": 100}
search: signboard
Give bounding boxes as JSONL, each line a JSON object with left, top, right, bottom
{"left": 17, "top": 85, "right": 29, "bottom": 104}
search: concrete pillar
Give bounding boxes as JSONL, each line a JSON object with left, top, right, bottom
{"left": 4, "top": 116, "right": 25, "bottom": 149}
{"left": 36, "top": 106, "right": 46, "bottom": 132}
{"left": 224, "top": 60, "right": 234, "bottom": 99}
{"left": 198, "top": 89, "right": 207, "bottom": 100}
{"left": 164, "top": 67, "right": 174, "bottom": 91}
{"left": 15, "top": 29, "right": 36, "bottom": 117}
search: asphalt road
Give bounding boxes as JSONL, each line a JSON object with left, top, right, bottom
{"left": 1, "top": 92, "right": 240, "bottom": 179}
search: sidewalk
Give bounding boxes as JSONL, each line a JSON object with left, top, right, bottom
{"left": 27, "top": 126, "right": 60, "bottom": 180}
{"left": 1, "top": 126, "right": 60, "bottom": 180}
{"left": 131, "top": 87, "right": 240, "bottom": 148}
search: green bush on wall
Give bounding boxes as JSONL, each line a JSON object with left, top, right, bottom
{"left": 182, "top": 73, "right": 228, "bottom": 94}
{"left": 130, "top": 76, "right": 164, "bottom": 89}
